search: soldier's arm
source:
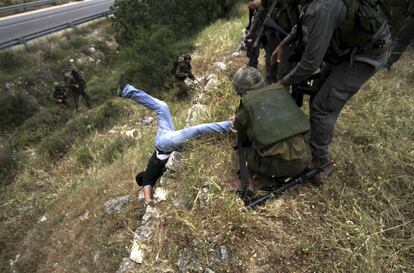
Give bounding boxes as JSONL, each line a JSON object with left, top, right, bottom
{"left": 282, "top": 0, "right": 346, "bottom": 86}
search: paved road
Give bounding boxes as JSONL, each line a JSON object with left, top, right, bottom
{"left": 0, "top": 0, "right": 114, "bottom": 45}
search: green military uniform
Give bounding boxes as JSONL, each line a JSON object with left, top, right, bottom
{"left": 173, "top": 56, "right": 195, "bottom": 100}
{"left": 52, "top": 82, "right": 69, "bottom": 108}
{"left": 233, "top": 67, "right": 312, "bottom": 179}
{"left": 249, "top": 0, "right": 301, "bottom": 82}
{"left": 64, "top": 70, "right": 91, "bottom": 111}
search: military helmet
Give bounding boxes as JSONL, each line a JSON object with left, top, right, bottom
{"left": 183, "top": 54, "right": 192, "bottom": 61}
{"left": 233, "top": 66, "right": 265, "bottom": 95}
{"left": 64, "top": 72, "right": 71, "bottom": 80}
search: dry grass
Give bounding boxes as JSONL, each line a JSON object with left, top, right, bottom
{"left": 1, "top": 3, "right": 413, "bottom": 273}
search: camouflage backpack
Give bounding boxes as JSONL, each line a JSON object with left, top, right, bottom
{"left": 241, "top": 84, "right": 310, "bottom": 151}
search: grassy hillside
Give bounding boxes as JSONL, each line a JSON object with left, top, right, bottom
{"left": 1, "top": 4, "right": 413, "bottom": 273}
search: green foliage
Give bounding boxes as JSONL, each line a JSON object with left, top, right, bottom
{"left": 119, "top": 25, "right": 179, "bottom": 91}
{"left": 37, "top": 101, "right": 129, "bottom": 160}
{"left": 76, "top": 147, "right": 94, "bottom": 168}
{"left": 112, "top": 0, "right": 239, "bottom": 90}
{"left": 102, "top": 136, "right": 135, "bottom": 163}
{"left": 0, "top": 142, "right": 20, "bottom": 186}
{"left": 0, "top": 92, "right": 38, "bottom": 130}
{"left": 0, "top": 51, "right": 27, "bottom": 72}
{"left": 13, "top": 107, "right": 71, "bottom": 149}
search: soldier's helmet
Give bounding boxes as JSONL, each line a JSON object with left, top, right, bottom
{"left": 233, "top": 66, "right": 265, "bottom": 95}
{"left": 64, "top": 72, "right": 71, "bottom": 81}
{"left": 53, "top": 82, "right": 60, "bottom": 87}
{"left": 183, "top": 54, "right": 192, "bottom": 61}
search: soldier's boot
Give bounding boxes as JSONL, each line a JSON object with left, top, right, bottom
{"left": 118, "top": 73, "right": 127, "bottom": 97}
{"left": 310, "top": 159, "right": 334, "bottom": 186}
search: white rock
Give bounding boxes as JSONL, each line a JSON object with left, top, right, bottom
{"left": 109, "top": 129, "right": 118, "bottom": 134}
{"left": 159, "top": 177, "right": 175, "bottom": 186}
{"left": 125, "top": 129, "right": 141, "bottom": 139}
{"left": 130, "top": 241, "right": 143, "bottom": 264}
{"left": 142, "top": 116, "right": 154, "bottom": 125}
{"left": 212, "top": 62, "right": 227, "bottom": 72}
{"left": 79, "top": 211, "right": 89, "bottom": 221}
{"left": 166, "top": 152, "right": 182, "bottom": 172}
{"left": 9, "top": 254, "right": 20, "bottom": 273}
{"left": 103, "top": 196, "right": 130, "bottom": 214}
{"left": 134, "top": 225, "right": 153, "bottom": 241}
{"left": 89, "top": 47, "right": 96, "bottom": 53}
{"left": 38, "top": 215, "right": 47, "bottom": 223}
{"left": 186, "top": 104, "right": 209, "bottom": 126}
{"left": 142, "top": 205, "right": 160, "bottom": 224}
{"left": 204, "top": 75, "right": 220, "bottom": 93}
{"left": 154, "top": 187, "right": 168, "bottom": 202}
{"left": 232, "top": 52, "right": 241, "bottom": 58}
{"left": 116, "top": 258, "right": 136, "bottom": 273}
{"left": 138, "top": 190, "right": 144, "bottom": 201}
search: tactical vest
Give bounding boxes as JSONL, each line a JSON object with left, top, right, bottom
{"left": 270, "top": 0, "right": 301, "bottom": 31}
{"left": 241, "top": 84, "right": 310, "bottom": 151}
{"left": 331, "top": 0, "right": 390, "bottom": 56}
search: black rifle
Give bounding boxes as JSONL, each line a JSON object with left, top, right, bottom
{"left": 252, "top": 0, "right": 284, "bottom": 49}
{"left": 245, "top": 161, "right": 333, "bottom": 208}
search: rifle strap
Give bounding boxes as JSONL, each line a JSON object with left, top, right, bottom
{"left": 237, "top": 136, "right": 249, "bottom": 198}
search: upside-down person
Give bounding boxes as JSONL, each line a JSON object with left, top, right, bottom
{"left": 117, "top": 74, "right": 233, "bottom": 205}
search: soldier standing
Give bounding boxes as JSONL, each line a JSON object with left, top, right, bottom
{"left": 64, "top": 69, "right": 92, "bottom": 111}
{"left": 271, "top": 0, "right": 392, "bottom": 183}
{"left": 173, "top": 54, "right": 196, "bottom": 100}
{"left": 248, "top": 0, "right": 301, "bottom": 82}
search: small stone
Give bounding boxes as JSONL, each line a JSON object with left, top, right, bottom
{"left": 178, "top": 247, "right": 203, "bottom": 273}
{"left": 196, "top": 186, "right": 209, "bottom": 207}
{"left": 9, "top": 254, "right": 20, "bottom": 273}
{"left": 134, "top": 225, "right": 153, "bottom": 241}
{"left": 204, "top": 268, "right": 215, "bottom": 273}
{"left": 103, "top": 196, "right": 130, "bottom": 214}
{"left": 154, "top": 187, "right": 168, "bottom": 202}
{"left": 117, "top": 257, "right": 136, "bottom": 273}
{"left": 130, "top": 241, "right": 144, "bottom": 264}
{"left": 79, "top": 211, "right": 89, "bottom": 221}
{"left": 208, "top": 245, "right": 229, "bottom": 265}
{"left": 125, "top": 129, "right": 141, "bottom": 139}
{"left": 218, "top": 245, "right": 229, "bottom": 265}
{"left": 17, "top": 205, "right": 33, "bottom": 214}
{"left": 166, "top": 152, "right": 182, "bottom": 172}
{"left": 38, "top": 215, "right": 47, "bottom": 224}
{"left": 232, "top": 52, "right": 241, "bottom": 58}
{"left": 212, "top": 62, "right": 227, "bottom": 72}
{"left": 142, "top": 116, "right": 154, "bottom": 125}
{"left": 142, "top": 205, "right": 160, "bottom": 224}
{"left": 89, "top": 47, "right": 96, "bottom": 53}
{"left": 138, "top": 190, "right": 144, "bottom": 201}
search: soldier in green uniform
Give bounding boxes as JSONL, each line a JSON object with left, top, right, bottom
{"left": 231, "top": 66, "right": 312, "bottom": 191}
{"left": 271, "top": 0, "right": 393, "bottom": 183}
{"left": 173, "top": 54, "right": 196, "bottom": 100}
{"left": 248, "top": 0, "right": 302, "bottom": 82}
{"left": 64, "top": 69, "right": 92, "bottom": 111}
{"left": 52, "top": 82, "right": 69, "bottom": 108}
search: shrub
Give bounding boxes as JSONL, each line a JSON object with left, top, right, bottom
{"left": 102, "top": 136, "right": 134, "bottom": 163}
{"left": 119, "top": 25, "right": 180, "bottom": 91}
{"left": 0, "top": 142, "right": 20, "bottom": 186}
{"left": 0, "top": 92, "right": 38, "bottom": 131}
{"left": 13, "top": 107, "right": 71, "bottom": 149}
{"left": 76, "top": 147, "right": 94, "bottom": 168}
{"left": 0, "top": 51, "right": 27, "bottom": 73}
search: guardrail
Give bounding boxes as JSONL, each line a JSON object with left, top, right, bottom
{"left": 0, "top": 8, "right": 115, "bottom": 50}
{"left": 0, "top": 0, "right": 60, "bottom": 14}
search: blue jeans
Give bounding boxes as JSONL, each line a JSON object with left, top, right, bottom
{"left": 121, "top": 84, "right": 232, "bottom": 152}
